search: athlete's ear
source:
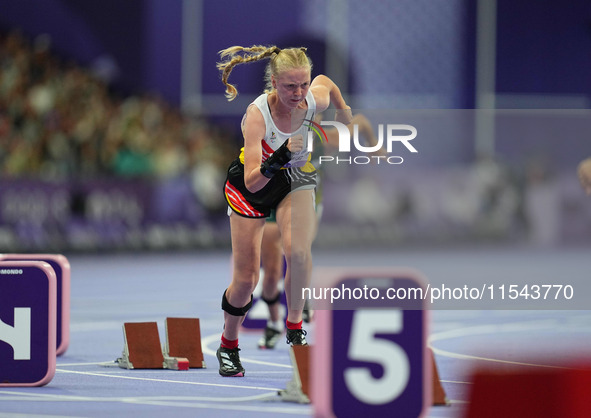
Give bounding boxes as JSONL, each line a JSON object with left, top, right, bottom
{"left": 271, "top": 74, "right": 277, "bottom": 89}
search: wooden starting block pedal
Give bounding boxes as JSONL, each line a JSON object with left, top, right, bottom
{"left": 163, "top": 317, "right": 206, "bottom": 369}
{"left": 279, "top": 345, "right": 311, "bottom": 404}
{"left": 429, "top": 347, "right": 448, "bottom": 406}
{"left": 116, "top": 321, "right": 189, "bottom": 370}
{"left": 117, "top": 322, "right": 166, "bottom": 369}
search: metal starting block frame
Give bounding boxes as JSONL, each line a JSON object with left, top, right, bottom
{"left": 162, "top": 356, "right": 190, "bottom": 371}
{"left": 116, "top": 318, "right": 205, "bottom": 370}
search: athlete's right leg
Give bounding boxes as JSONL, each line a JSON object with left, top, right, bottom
{"left": 218, "top": 213, "right": 265, "bottom": 376}
{"left": 223, "top": 213, "right": 265, "bottom": 338}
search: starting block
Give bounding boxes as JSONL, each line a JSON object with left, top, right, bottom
{"left": 430, "top": 348, "right": 448, "bottom": 406}
{"left": 116, "top": 318, "right": 205, "bottom": 370}
{"left": 117, "top": 322, "right": 167, "bottom": 369}
{"left": 279, "top": 345, "right": 311, "bottom": 403}
{"left": 0, "top": 261, "right": 57, "bottom": 386}
{"left": 164, "top": 317, "right": 206, "bottom": 368}
{"left": 0, "top": 254, "right": 70, "bottom": 356}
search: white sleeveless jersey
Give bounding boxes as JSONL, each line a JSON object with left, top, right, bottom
{"left": 242, "top": 91, "right": 316, "bottom": 168}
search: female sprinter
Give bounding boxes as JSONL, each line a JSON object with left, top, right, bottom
{"left": 216, "top": 45, "right": 352, "bottom": 376}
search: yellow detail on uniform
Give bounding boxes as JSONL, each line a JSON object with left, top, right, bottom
{"left": 300, "top": 161, "right": 316, "bottom": 173}
{"left": 227, "top": 198, "right": 241, "bottom": 213}
{"left": 238, "top": 147, "right": 313, "bottom": 170}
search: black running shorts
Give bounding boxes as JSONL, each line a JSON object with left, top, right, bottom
{"left": 224, "top": 158, "right": 317, "bottom": 218}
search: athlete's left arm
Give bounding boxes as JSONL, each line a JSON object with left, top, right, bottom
{"left": 310, "top": 75, "right": 353, "bottom": 125}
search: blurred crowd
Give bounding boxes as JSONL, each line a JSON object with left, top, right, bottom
{"left": 1, "top": 31, "right": 588, "bottom": 250}
{"left": 0, "top": 30, "right": 237, "bottom": 211}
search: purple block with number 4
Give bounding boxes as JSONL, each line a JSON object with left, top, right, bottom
{"left": 0, "top": 254, "right": 70, "bottom": 355}
{"left": 0, "top": 261, "right": 57, "bottom": 386}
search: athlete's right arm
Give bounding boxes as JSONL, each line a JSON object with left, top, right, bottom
{"left": 242, "top": 105, "right": 270, "bottom": 193}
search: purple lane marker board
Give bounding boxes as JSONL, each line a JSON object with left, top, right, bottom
{"left": 311, "top": 267, "right": 431, "bottom": 418}
{"left": 0, "top": 261, "right": 57, "bottom": 386}
{"left": 0, "top": 254, "right": 70, "bottom": 355}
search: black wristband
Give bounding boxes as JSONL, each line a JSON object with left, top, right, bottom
{"left": 260, "top": 140, "right": 292, "bottom": 178}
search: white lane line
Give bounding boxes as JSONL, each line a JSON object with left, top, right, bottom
{"left": 123, "top": 400, "right": 310, "bottom": 415}
{"left": 430, "top": 346, "right": 576, "bottom": 370}
{"left": 54, "top": 369, "right": 283, "bottom": 391}
{"left": 0, "top": 390, "right": 276, "bottom": 403}
{"left": 428, "top": 318, "right": 585, "bottom": 370}
{"left": 439, "top": 379, "right": 472, "bottom": 385}
{"left": 0, "top": 413, "right": 85, "bottom": 418}
{"left": 0, "top": 391, "right": 309, "bottom": 415}
{"left": 58, "top": 362, "right": 117, "bottom": 367}
{"left": 428, "top": 319, "right": 559, "bottom": 343}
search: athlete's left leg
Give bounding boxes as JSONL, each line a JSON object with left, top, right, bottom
{"left": 275, "top": 189, "right": 316, "bottom": 345}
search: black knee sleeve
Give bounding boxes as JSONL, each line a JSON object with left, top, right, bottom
{"left": 221, "top": 289, "right": 253, "bottom": 316}
{"left": 261, "top": 291, "right": 281, "bottom": 306}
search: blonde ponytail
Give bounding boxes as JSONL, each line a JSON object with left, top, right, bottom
{"left": 216, "top": 45, "right": 280, "bottom": 101}
{"left": 217, "top": 45, "right": 311, "bottom": 101}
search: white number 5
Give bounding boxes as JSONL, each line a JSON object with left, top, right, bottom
{"left": 344, "top": 309, "right": 410, "bottom": 404}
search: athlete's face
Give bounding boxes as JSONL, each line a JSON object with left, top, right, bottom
{"left": 272, "top": 68, "right": 311, "bottom": 109}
